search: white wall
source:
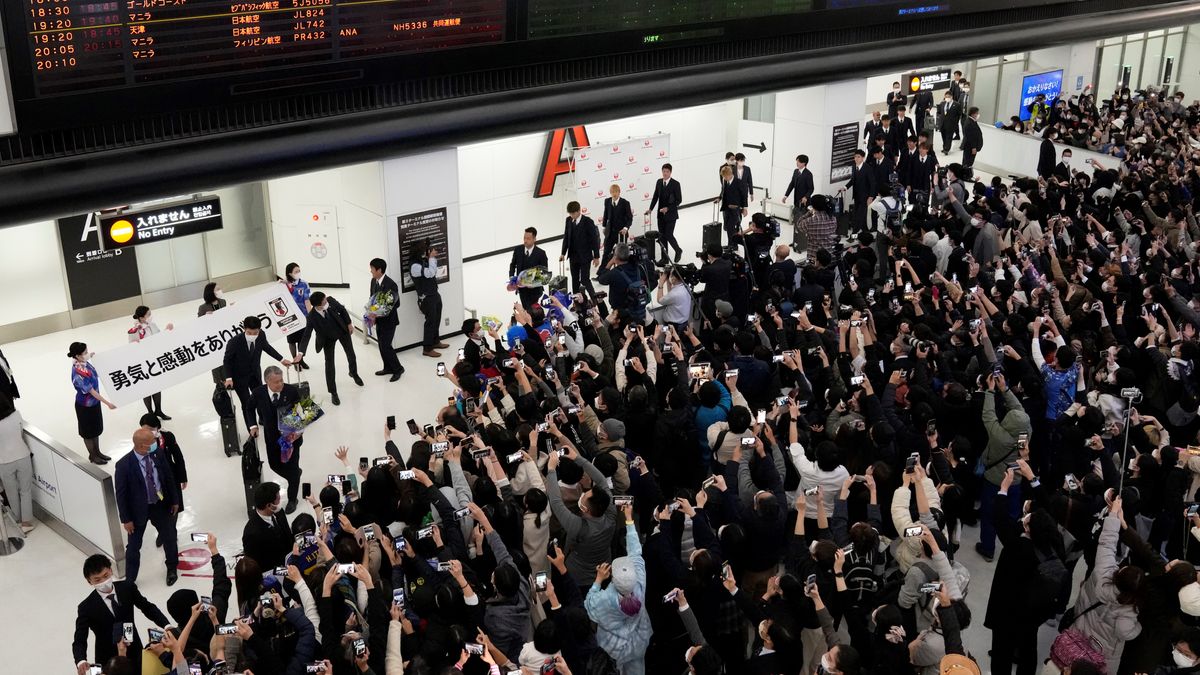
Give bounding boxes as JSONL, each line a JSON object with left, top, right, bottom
{"left": 266, "top": 163, "right": 386, "bottom": 323}
{"left": 773, "top": 79, "right": 869, "bottom": 200}
{"left": 1177, "top": 25, "right": 1200, "bottom": 99}
{"left": 0, "top": 220, "right": 70, "bottom": 322}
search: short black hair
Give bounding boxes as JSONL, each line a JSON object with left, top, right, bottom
{"left": 524, "top": 227, "right": 538, "bottom": 237}
{"left": 243, "top": 316, "right": 262, "bottom": 330}
{"left": 370, "top": 257, "right": 387, "bottom": 273}
{"left": 83, "top": 554, "right": 112, "bottom": 579}
{"left": 968, "top": 106, "right": 979, "bottom": 116}
{"left": 566, "top": 201, "right": 580, "bottom": 214}
{"left": 461, "top": 318, "right": 479, "bottom": 334}
{"left": 662, "top": 163, "right": 672, "bottom": 171}
{"left": 734, "top": 152, "right": 746, "bottom": 161}
{"left": 309, "top": 291, "right": 327, "bottom": 307}
{"left": 254, "top": 482, "right": 281, "bottom": 510}
{"left": 139, "top": 413, "right": 161, "bottom": 428}
{"left": 797, "top": 154, "right": 808, "bottom": 164}
{"left": 854, "top": 149, "right": 867, "bottom": 158}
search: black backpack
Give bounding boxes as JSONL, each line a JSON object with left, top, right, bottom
{"left": 1029, "top": 550, "right": 1070, "bottom": 622}
{"left": 843, "top": 547, "right": 881, "bottom": 603}
{"left": 620, "top": 267, "right": 650, "bottom": 319}
{"left": 882, "top": 197, "right": 903, "bottom": 232}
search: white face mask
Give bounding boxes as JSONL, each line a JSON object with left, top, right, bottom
{"left": 818, "top": 654, "right": 834, "bottom": 674}
{"left": 93, "top": 578, "right": 115, "bottom": 595}
{"left": 1174, "top": 648, "right": 1197, "bottom": 668}
{"left": 291, "top": 272, "right": 300, "bottom": 280}
{"left": 215, "top": 290, "right": 225, "bottom": 299}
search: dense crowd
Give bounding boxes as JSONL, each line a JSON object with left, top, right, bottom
{"left": 62, "top": 82, "right": 1200, "bottom": 675}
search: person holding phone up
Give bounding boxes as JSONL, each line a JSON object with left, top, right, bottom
{"left": 411, "top": 239, "right": 449, "bottom": 359}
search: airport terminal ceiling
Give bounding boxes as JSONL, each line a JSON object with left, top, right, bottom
{"left": 0, "top": 0, "right": 1195, "bottom": 224}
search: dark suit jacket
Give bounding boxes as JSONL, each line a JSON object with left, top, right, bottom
{"left": 601, "top": 197, "right": 633, "bottom": 240}
{"left": 961, "top": 118, "right": 984, "bottom": 153}
{"left": 249, "top": 383, "right": 302, "bottom": 444}
{"left": 73, "top": 580, "right": 170, "bottom": 665}
{"left": 733, "top": 165, "right": 755, "bottom": 199}
{"left": 937, "top": 101, "right": 962, "bottom": 130}
{"left": 223, "top": 333, "right": 285, "bottom": 388}
{"left": 648, "top": 178, "right": 682, "bottom": 222}
{"left": 1053, "top": 161, "right": 1071, "bottom": 182}
{"left": 160, "top": 430, "right": 187, "bottom": 509}
{"left": 369, "top": 275, "right": 401, "bottom": 328}
{"left": 241, "top": 510, "right": 293, "bottom": 570}
{"left": 913, "top": 90, "right": 934, "bottom": 126}
{"left": 784, "top": 168, "right": 813, "bottom": 202}
{"left": 562, "top": 215, "right": 601, "bottom": 260}
{"left": 886, "top": 90, "right": 907, "bottom": 118}
{"left": 890, "top": 117, "right": 916, "bottom": 149}
{"left": 846, "top": 163, "right": 877, "bottom": 202}
{"left": 298, "top": 297, "right": 353, "bottom": 354}
{"left": 720, "top": 179, "right": 748, "bottom": 211}
{"left": 863, "top": 119, "right": 881, "bottom": 141}
{"left": 1038, "top": 139, "right": 1057, "bottom": 178}
{"left": 509, "top": 245, "right": 549, "bottom": 279}
{"left": 0, "top": 349, "right": 18, "bottom": 399}
{"left": 909, "top": 154, "right": 937, "bottom": 192}
{"left": 114, "top": 449, "right": 181, "bottom": 525}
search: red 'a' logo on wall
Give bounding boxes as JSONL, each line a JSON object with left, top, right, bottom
{"left": 534, "top": 125, "right": 590, "bottom": 198}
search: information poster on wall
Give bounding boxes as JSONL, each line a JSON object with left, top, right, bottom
{"left": 91, "top": 285, "right": 305, "bottom": 407}
{"left": 1018, "top": 69, "right": 1063, "bottom": 121}
{"left": 571, "top": 133, "right": 671, "bottom": 236}
{"left": 57, "top": 213, "right": 142, "bottom": 310}
{"left": 829, "top": 122, "right": 861, "bottom": 183}
{"left": 397, "top": 207, "right": 451, "bottom": 293}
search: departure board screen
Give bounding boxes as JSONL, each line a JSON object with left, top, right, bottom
{"left": 22, "top": 0, "right": 506, "bottom": 96}
{"left": 526, "top": 0, "right": 812, "bottom": 39}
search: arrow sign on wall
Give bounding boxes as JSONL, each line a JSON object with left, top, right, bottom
{"left": 742, "top": 141, "right": 767, "bottom": 153}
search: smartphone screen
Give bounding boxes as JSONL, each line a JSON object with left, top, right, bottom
{"left": 190, "top": 533, "right": 208, "bottom": 543}
{"left": 756, "top": 409, "right": 766, "bottom": 424}
{"left": 358, "top": 457, "right": 368, "bottom": 471}
{"left": 436, "top": 362, "right": 446, "bottom": 376}
{"left": 406, "top": 419, "right": 419, "bottom": 435}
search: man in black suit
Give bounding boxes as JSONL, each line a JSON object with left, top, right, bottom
{"left": 913, "top": 88, "right": 935, "bottom": 133}
{"left": 297, "top": 291, "right": 362, "bottom": 406}
{"left": 960, "top": 106, "right": 984, "bottom": 178}
{"left": 240, "top": 481, "right": 292, "bottom": 571}
{"left": 1037, "top": 130, "right": 1059, "bottom": 179}
{"left": 948, "top": 70, "right": 964, "bottom": 140}
{"left": 718, "top": 165, "right": 748, "bottom": 244}
{"left": 891, "top": 106, "right": 916, "bottom": 150}
{"left": 560, "top": 200, "right": 600, "bottom": 295}
{"left": 223, "top": 315, "right": 291, "bottom": 433}
{"left": 408, "top": 240, "right": 449, "bottom": 359}
{"left": 869, "top": 145, "right": 896, "bottom": 191}
{"left": 73, "top": 554, "right": 169, "bottom": 675}
{"left": 897, "top": 136, "right": 919, "bottom": 197}
{"left": 114, "top": 427, "right": 181, "bottom": 584}
{"left": 508, "top": 227, "right": 550, "bottom": 310}
{"left": 646, "top": 163, "right": 683, "bottom": 263}
{"left": 0, "top": 348, "right": 17, "bottom": 400}
{"left": 909, "top": 142, "right": 939, "bottom": 206}
{"left": 937, "top": 91, "right": 962, "bottom": 155}
{"left": 368, "top": 258, "right": 404, "bottom": 382}
{"left": 842, "top": 150, "right": 876, "bottom": 233}
{"left": 1053, "top": 147, "right": 1074, "bottom": 183}
{"left": 459, "top": 318, "right": 503, "bottom": 373}
{"left": 782, "top": 154, "right": 814, "bottom": 209}
{"left": 733, "top": 153, "right": 755, "bottom": 203}
{"left": 249, "top": 366, "right": 303, "bottom": 511}
{"left": 886, "top": 80, "right": 906, "bottom": 118}
{"left": 863, "top": 110, "right": 882, "bottom": 143}
{"left": 599, "top": 184, "right": 634, "bottom": 267}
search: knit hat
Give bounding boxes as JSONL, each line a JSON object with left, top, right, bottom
{"left": 601, "top": 418, "right": 626, "bottom": 441}
{"left": 1110, "top": 117, "right": 1124, "bottom": 130}
{"left": 1180, "top": 582, "right": 1200, "bottom": 616}
{"left": 519, "top": 642, "right": 556, "bottom": 670}
{"left": 583, "top": 344, "right": 605, "bottom": 364}
{"left": 940, "top": 654, "right": 980, "bottom": 675}
{"left": 611, "top": 555, "right": 637, "bottom": 595}
{"left": 714, "top": 300, "right": 734, "bottom": 318}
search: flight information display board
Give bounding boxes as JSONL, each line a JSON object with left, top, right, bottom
{"left": 526, "top": 0, "right": 810, "bottom": 39}
{"left": 22, "top": 0, "right": 506, "bottom": 95}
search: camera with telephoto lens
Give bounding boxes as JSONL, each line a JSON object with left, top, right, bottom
{"left": 662, "top": 262, "right": 701, "bottom": 288}
{"left": 903, "top": 335, "right": 930, "bottom": 352}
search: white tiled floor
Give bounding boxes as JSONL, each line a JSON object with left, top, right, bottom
{"left": 0, "top": 138, "right": 1056, "bottom": 674}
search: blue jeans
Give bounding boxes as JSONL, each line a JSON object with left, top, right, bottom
{"left": 978, "top": 480, "right": 1021, "bottom": 555}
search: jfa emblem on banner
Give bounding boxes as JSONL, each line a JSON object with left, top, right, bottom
{"left": 269, "top": 297, "right": 289, "bottom": 317}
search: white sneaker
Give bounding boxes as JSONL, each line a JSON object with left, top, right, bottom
{"left": 20, "top": 522, "right": 35, "bottom": 534}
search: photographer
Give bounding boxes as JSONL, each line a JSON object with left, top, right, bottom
{"left": 740, "top": 213, "right": 777, "bottom": 292}
{"left": 797, "top": 194, "right": 838, "bottom": 260}
{"left": 598, "top": 242, "right": 649, "bottom": 323}
{"left": 650, "top": 265, "right": 693, "bottom": 329}
{"left": 697, "top": 244, "right": 732, "bottom": 323}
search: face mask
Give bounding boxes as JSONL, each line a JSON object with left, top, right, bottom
{"left": 1173, "top": 648, "right": 1197, "bottom": 668}
{"left": 290, "top": 272, "right": 300, "bottom": 280}
{"left": 144, "top": 314, "right": 151, "bottom": 323}
{"left": 93, "top": 578, "right": 115, "bottom": 595}
{"left": 319, "top": 304, "right": 329, "bottom": 312}
{"left": 818, "top": 654, "right": 834, "bottom": 675}
{"left": 148, "top": 441, "right": 158, "bottom": 454}
{"left": 215, "top": 290, "right": 225, "bottom": 299}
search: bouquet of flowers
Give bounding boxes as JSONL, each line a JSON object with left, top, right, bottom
{"left": 362, "top": 290, "right": 397, "bottom": 342}
{"left": 278, "top": 397, "right": 324, "bottom": 463}
{"left": 508, "top": 266, "right": 553, "bottom": 289}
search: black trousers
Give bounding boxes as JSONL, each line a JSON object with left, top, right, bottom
{"left": 940, "top": 125, "right": 956, "bottom": 153}
{"left": 961, "top": 148, "right": 977, "bottom": 174}
{"left": 722, "top": 208, "right": 741, "bottom": 244}
{"left": 567, "top": 256, "right": 595, "bottom": 296}
{"left": 375, "top": 321, "right": 402, "bottom": 374}
{"left": 851, "top": 201, "right": 868, "bottom": 234}
{"left": 989, "top": 620, "right": 1039, "bottom": 675}
{"left": 266, "top": 435, "right": 303, "bottom": 502}
{"left": 320, "top": 332, "right": 359, "bottom": 394}
{"left": 518, "top": 286, "right": 543, "bottom": 310}
{"left": 125, "top": 501, "right": 178, "bottom": 582}
{"left": 419, "top": 292, "right": 443, "bottom": 348}
{"left": 233, "top": 382, "right": 256, "bottom": 432}
{"left": 658, "top": 215, "right": 681, "bottom": 260}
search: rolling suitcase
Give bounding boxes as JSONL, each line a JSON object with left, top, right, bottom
{"left": 286, "top": 364, "right": 311, "bottom": 401}
{"left": 703, "top": 203, "right": 724, "bottom": 252}
{"left": 241, "top": 437, "right": 262, "bottom": 516}
{"left": 219, "top": 416, "right": 241, "bottom": 457}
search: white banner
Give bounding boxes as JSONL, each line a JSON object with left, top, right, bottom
{"left": 571, "top": 134, "right": 671, "bottom": 238}
{"left": 92, "top": 284, "right": 306, "bottom": 407}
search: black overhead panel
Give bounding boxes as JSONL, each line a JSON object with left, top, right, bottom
{"left": 0, "top": 0, "right": 1195, "bottom": 224}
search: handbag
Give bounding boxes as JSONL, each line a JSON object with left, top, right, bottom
{"left": 1049, "top": 628, "right": 1106, "bottom": 673}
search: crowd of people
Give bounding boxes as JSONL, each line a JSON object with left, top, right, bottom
{"left": 39, "top": 78, "right": 1200, "bottom": 675}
